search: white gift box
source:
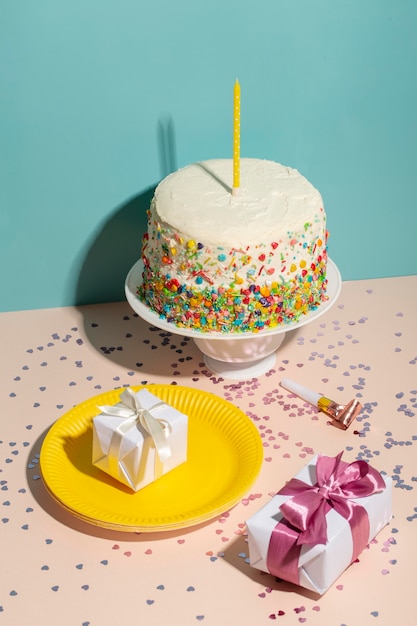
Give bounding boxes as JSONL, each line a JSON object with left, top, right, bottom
{"left": 92, "top": 387, "right": 188, "bottom": 491}
{"left": 246, "top": 454, "right": 392, "bottom": 595}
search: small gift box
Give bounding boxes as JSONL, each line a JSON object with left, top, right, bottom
{"left": 92, "top": 387, "right": 188, "bottom": 491}
{"left": 246, "top": 452, "right": 392, "bottom": 594}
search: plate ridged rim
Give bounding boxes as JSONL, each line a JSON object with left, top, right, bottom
{"left": 40, "top": 385, "right": 263, "bottom": 531}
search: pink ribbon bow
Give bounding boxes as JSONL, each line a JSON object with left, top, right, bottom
{"left": 266, "top": 452, "right": 386, "bottom": 585}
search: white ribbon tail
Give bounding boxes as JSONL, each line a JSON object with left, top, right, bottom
{"left": 140, "top": 410, "right": 171, "bottom": 463}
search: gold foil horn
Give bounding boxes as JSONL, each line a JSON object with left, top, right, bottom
{"left": 280, "top": 378, "right": 362, "bottom": 430}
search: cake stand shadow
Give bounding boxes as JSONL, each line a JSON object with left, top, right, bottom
{"left": 125, "top": 259, "right": 341, "bottom": 379}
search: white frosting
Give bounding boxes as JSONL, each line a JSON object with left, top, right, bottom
{"left": 154, "top": 158, "right": 323, "bottom": 246}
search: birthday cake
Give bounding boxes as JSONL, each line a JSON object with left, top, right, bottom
{"left": 138, "top": 158, "right": 328, "bottom": 333}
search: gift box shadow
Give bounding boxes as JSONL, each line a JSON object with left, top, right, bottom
{"left": 221, "top": 534, "right": 321, "bottom": 601}
{"left": 28, "top": 428, "right": 223, "bottom": 541}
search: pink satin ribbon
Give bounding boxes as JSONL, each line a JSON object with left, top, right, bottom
{"left": 266, "top": 452, "right": 386, "bottom": 585}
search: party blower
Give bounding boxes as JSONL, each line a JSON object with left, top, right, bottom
{"left": 280, "top": 379, "right": 362, "bottom": 429}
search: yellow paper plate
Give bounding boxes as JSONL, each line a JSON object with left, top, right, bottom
{"left": 40, "top": 385, "right": 263, "bottom": 532}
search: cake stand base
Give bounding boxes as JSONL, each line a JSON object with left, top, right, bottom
{"left": 192, "top": 331, "right": 286, "bottom": 379}
{"left": 125, "top": 258, "right": 342, "bottom": 379}
{"left": 203, "top": 352, "right": 277, "bottom": 379}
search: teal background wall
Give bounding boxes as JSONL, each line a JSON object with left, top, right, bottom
{"left": 1, "top": 0, "right": 416, "bottom": 312}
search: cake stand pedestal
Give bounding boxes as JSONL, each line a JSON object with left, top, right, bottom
{"left": 125, "top": 259, "right": 341, "bottom": 379}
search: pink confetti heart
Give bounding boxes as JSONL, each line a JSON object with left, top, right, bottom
{"left": 124, "top": 551, "right": 132, "bottom": 557}
{"left": 312, "top": 605, "right": 321, "bottom": 611}
{"left": 215, "top": 529, "right": 223, "bottom": 535}
{"left": 112, "top": 544, "right": 120, "bottom": 550}
{"left": 336, "top": 584, "right": 344, "bottom": 590}
{"left": 177, "top": 539, "right": 185, "bottom": 544}
{"left": 145, "top": 549, "right": 153, "bottom": 555}
{"left": 258, "top": 592, "right": 266, "bottom": 598}
{"left": 265, "top": 457, "right": 272, "bottom": 462}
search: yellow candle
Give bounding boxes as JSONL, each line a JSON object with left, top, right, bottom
{"left": 232, "top": 79, "right": 240, "bottom": 195}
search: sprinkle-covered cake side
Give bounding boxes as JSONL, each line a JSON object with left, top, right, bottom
{"left": 138, "top": 158, "right": 328, "bottom": 333}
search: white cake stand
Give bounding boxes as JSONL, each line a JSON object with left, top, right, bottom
{"left": 125, "top": 259, "right": 341, "bottom": 379}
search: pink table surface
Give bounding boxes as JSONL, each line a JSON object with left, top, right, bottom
{"left": 1, "top": 276, "right": 417, "bottom": 626}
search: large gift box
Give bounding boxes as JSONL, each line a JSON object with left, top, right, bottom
{"left": 246, "top": 452, "right": 392, "bottom": 594}
{"left": 92, "top": 387, "right": 188, "bottom": 491}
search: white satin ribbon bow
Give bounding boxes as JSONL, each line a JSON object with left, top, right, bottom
{"left": 97, "top": 388, "right": 172, "bottom": 465}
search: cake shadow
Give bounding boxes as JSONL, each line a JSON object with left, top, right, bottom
{"left": 73, "top": 186, "right": 154, "bottom": 308}
{"left": 75, "top": 289, "right": 302, "bottom": 379}
{"left": 75, "top": 300, "right": 208, "bottom": 378}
